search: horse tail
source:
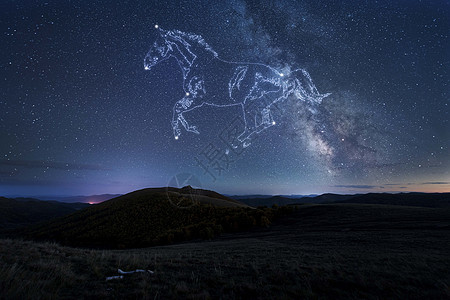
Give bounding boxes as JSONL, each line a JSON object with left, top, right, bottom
{"left": 290, "top": 69, "right": 331, "bottom": 104}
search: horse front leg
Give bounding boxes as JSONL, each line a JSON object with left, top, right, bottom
{"left": 172, "top": 97, "right": 200, "bottom": 139}
{"left": 171, "top": 109, "right": 182, "bottom": 139}
{"left": 178, "top": 113, "right": 200, "bottom": 134}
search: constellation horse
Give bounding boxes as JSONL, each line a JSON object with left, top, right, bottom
{"left": 144, "top": 26, "right": 331, "bottom": 148}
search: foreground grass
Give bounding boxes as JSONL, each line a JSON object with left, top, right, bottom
{"left": 1, "top": 204, "right": 450, "bottom": 299}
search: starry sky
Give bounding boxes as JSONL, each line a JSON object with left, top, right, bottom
{"left": 0, "top": 0, "right": 449, "bottom": 197}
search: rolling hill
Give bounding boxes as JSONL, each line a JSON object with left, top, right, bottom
{"left": 21, "top": 187, "right": 288, "bottom": 249}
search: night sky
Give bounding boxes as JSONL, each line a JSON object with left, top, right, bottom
{"left": 1, "top": 0, "right": 449, "bottom": 197}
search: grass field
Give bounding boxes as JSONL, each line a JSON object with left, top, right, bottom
{"left": 1, "top": 203, "right": 449, "bottom": 299}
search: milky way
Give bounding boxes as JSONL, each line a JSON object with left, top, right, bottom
{"left": 0, "top": 0, "right": 448, "bottom": 196}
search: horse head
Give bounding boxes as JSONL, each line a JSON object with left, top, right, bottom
{"left": 144, "top": 31, "right": 172, "bottom": 71}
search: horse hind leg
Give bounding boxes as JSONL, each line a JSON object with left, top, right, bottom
{"left": 236, "top": 105, "right": 258, "bottom": 148}
{"left": 237, "top": 107, "right": 275, "bottom": 148}
{"left": 260, "top": 108, "right": 275, "bottom": 128}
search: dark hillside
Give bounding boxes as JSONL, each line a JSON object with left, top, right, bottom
{"left": 21, "top": 187, "right": 288, "bottom": 249}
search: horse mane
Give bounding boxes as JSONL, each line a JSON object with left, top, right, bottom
{"left": 159, "top": 28, "right": 218, "bottom": 57}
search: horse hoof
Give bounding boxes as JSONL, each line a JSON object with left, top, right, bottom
{"left": 243, "top": 141, "right": 251, "bottom": 148}
{"left": 189, "top": 126, "right": 200, "bottom": 134}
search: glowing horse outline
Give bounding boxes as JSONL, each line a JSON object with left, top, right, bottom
{"left": 144, "top": 26, "right": 330, "bottom": 148}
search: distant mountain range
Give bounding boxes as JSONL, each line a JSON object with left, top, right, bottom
{"left": 7, "top": 192, "right": 449, "bottom": 207}
{"left": 333, "top": 192, "right": 450, "bottom": 208}
{"left": 234, "top": 192, "right": 450, "bottom": 208}
{"left": 232, "top": 193, "right": 356, "bottom": 207}
{"left": 228, "top": 194, "right": 318, "bottom": 200}
{"left": 5, "top": 194, "right": 122, "bottom": 204}
{"left": 0, "top": 197, "right": 90, "bottom": 230}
